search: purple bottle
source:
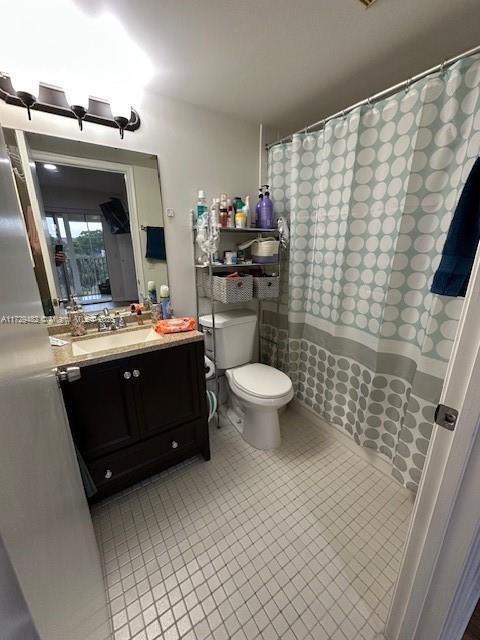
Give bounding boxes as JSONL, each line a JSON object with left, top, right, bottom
{"left": 258, "top": 185, "right": 274, "bottom": 229}
{"left": 254, "top": 187, "right": 263, "bottom": 227}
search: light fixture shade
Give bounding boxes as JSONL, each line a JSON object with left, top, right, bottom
{"left": 64, "top": 85, "right": 89, "bottom": 109}
{"left": 11, "top": 70, "right": 39, "bottom": 99}
{"left": 110, "top": 96, "right": 132, "bottom": 120}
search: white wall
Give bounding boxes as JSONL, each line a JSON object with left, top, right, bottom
{"left": 0, "top": 92, "right": 260, "bottom": 315}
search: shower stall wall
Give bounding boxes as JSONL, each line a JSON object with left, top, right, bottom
{"left": 262, "top": 53, "right": 480, "bottom": 491}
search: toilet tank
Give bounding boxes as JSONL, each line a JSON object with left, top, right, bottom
{"left": 199, "top": 310, "right": 257, "bottom": 369}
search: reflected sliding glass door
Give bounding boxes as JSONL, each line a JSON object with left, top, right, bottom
{"left": 46, "top": 209, "right": 111, "bottom": 303}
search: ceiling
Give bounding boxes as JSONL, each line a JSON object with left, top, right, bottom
{"left": 36, "top": 163, "right": 126, "bottom": 194}
{"left": 73, "top": 0, "right": 480, "bottom": 136}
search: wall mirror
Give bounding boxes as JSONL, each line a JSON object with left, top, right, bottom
{"left": 2, "top": 129, "right": 168, "bottom": 316}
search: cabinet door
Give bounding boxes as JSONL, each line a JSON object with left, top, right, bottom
{"left": 63, "top": 358, "right": 139, "bottom": 460}
{"left": 132, "top": 343, "right": 202, "bottom": 438}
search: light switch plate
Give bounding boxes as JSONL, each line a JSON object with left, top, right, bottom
{"left": 166, "top": 208, "right": 175, "bottom": 217}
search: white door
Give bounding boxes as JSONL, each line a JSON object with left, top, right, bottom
{"left": 0, "top": 126, "right": 110, "bottom": 640}
{"left": 386, "top": 233, "right": 480, "bottom": 637}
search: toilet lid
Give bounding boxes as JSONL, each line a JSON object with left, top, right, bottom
{"left": 230, "top": 363, "right": 292, "bottom": 399}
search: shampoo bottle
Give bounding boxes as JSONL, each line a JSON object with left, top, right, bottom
{"left": 243, "top": 195, "right": 251, "bottom": 227}
{"left": 258, "top": 185, "right": 274, "bottom": 229}
{"left": 226, "top": 198, "right": 235, "bottom": 228}
{"left": 160, "top": 285, "right": 172, "bottom": 319}
{"left": 196, "top": 189, "right": 208, "bottom": 226}
{"left": 254, "top": 187, "right": 263, "bottom": 227}
{"left": 219, "top": 195, "right": 228, "bottom": 227}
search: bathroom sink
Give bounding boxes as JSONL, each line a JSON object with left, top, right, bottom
{"left": 72, "top": 327, "right": 160, "bottom": 356}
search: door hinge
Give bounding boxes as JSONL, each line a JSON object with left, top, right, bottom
{"left": 54, "top": 366, "right": 81, "bottom": 383}
{"left": 434, "top": 404, "right": 458, "bottom": 431}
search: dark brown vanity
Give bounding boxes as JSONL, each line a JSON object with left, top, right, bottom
{"left": 61, "top": 338, "right": 209, "bottom": 501}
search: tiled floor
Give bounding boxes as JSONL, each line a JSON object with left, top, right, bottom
{"left": 92, "top": 408, "right": 413, "bottom": 640}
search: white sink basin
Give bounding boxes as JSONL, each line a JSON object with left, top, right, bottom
{"left": 72, "top": 327, "right": 160, "bottom": 356}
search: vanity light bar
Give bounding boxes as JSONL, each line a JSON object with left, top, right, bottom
{"left": 0, "top": 76, "right": 141, "bottom": 136}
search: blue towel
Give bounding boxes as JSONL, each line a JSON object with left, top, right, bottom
{"left": 145, "top": 226, "right": 166, "bottom": 261}
{"left": 431, "top": 157, "right": 480, "bottom": 297}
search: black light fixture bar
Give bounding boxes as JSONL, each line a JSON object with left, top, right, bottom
{"left": 0, "top": 75, "right": 140, "bottom": 133}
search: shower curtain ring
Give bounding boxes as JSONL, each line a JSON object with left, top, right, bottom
{"left": 405, "top": 79, "right": 411, "bottom": 94}
{"left": 440, "top": 61, "right": 446, "bottom": 75}
{"left": 367, "top": 97, "right": 373, "bottom": 110}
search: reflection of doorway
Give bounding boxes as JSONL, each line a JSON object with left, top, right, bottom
{"left": 46, "top": 210, "right": 111, "bottom": 304}
{"left": 36, "top": 163, "right": 138, "bottom": 310}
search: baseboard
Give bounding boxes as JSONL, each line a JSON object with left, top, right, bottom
{"left": 290, "top": 399, "right": 395, "bottom": 480}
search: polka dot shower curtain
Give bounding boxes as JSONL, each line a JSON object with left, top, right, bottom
{"left": 263, "top": 53, "right": 480, "bottom": 491}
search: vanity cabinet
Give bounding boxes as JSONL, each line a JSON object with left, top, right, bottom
{"left": 62, "top": 340, "right": 209, "bottom": 501}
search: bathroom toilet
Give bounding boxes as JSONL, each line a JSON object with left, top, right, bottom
{"left": 199, "top": 310, "right": 293, "bottom": 450}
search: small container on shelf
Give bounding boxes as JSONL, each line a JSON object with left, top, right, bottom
{"left": 201, "top": 272, "right": 253, "bottom": 303}
{"left": 224, "top": 251, "right": 237, "bottom": 265}
{"left": 238, "top": 237, "right": 280, "bottom": 263}
{"left": 252, "top": 275, "right": 280, "bottom": 299}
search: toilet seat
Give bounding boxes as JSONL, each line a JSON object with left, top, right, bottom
{"left": 229, "top": 363, "right": 292, "bottom": 399}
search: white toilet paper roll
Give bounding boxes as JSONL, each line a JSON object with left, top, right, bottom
{"left": 204, "top": 355, "right": 215, "bottom": 379}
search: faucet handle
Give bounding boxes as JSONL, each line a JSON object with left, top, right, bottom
{"left": 96, "top": 314, "right": 107, "bottom": 332}
{"left": 114, "top": 312, "right": 126, "bottom": 329}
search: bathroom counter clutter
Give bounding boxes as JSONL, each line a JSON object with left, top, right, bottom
{"left": 50, "top": 323, "right": 204, "bottom": 368}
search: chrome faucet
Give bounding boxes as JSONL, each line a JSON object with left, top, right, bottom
{"left": 96, "top": 314, "right": 116, "bottom": 332}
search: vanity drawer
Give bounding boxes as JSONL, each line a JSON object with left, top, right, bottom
{"left": 89, "top": 422, "right": 197, "bottom": 496}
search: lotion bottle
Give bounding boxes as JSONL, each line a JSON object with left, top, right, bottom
{"left": 160, "top": 284, "right": 172, "bottom": 319}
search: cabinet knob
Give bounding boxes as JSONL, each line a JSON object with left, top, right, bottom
{"left": 105, "top": 469, "right": 113, "bottom": 479}
{"left": 133, "top": 369, "right": 140, "bottom": 378}
{"left": 123, "top": 371, "right": 132, "bottom": 380}
{"left": 171, "top": 440, "right": 178, "bottom": 449}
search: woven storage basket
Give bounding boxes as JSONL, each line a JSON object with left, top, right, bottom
{"left": 202, "top": 273, "right": 253, "bottom": 303}
{"left": 253, "top": 275, "right": 280, "bottom": 299}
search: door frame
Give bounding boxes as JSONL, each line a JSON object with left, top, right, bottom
{"left": 386, "top": 239, "right": 480, "bottom": 638}
{"left": 26, "top": 147, "right": 146, "bottom": 300}
{"left": 16, "top": 131, "right": 61, "bottom": 312}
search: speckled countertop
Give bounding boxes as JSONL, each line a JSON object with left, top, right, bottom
{"left": 50, "top": 323, "right": 204, "bottom": 368}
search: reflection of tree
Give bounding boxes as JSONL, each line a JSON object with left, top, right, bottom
{"left": 73, "top": 229, "right": 104, "bottom": 256}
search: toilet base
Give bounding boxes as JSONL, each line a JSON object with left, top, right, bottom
{"left": 226, "top": 406, "right": 244, "bottom": 434}
{"left": 228, "top": 395, "right": 281, "bottom": 450}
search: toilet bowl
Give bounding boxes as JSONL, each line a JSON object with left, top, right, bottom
{"left": 226, "top": 363, "right": 293, "bottom": 450}
{"left": 199, "top": 310, "right": 294, "bottom": 450}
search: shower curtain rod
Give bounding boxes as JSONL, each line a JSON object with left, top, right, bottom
{"left": 266, "top": 43, "right": 480, "bottom": 149}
